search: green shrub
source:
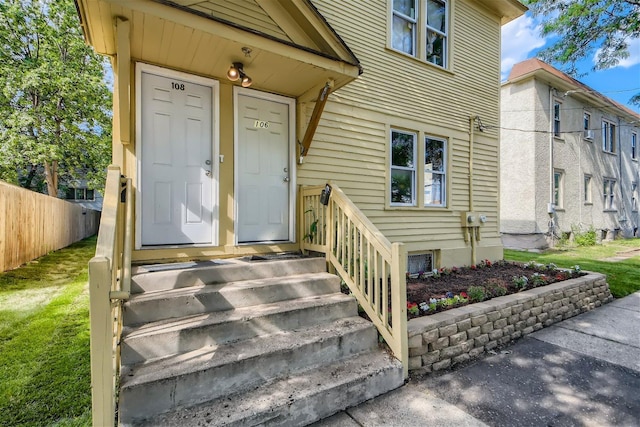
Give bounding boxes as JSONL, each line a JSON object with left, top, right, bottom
{"left": 484, "top": 278, "right": 508, "bottom": 297}
{"left": 572, "top": 225, "right": 597, "bottom": 247}
{"left": 467, "top": 286, "right": 486, "bottom": 302}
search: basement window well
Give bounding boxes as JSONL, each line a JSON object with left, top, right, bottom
{"left": 408, "top": 252, "right": 434, "bottom": 277}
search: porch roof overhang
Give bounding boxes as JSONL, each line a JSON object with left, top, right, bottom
{"left": 474, "top": 0, "right": 528, "bottom": 25}
{"left": 75, "top": 0, "right": 361, "bottom": 100}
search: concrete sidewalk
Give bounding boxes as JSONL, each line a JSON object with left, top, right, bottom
{"left": 314, "top": 291, "right": 640, "bottom": 427}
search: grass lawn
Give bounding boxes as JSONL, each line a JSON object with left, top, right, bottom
{"left": 505, "top": 238, "right": 640, "bottom": 298}
{"left": 0, "top": 236, "right": 96, "bottom": 427}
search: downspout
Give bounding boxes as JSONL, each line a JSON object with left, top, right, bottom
{"left": 548, "top": 87, "right": 555, "bottom": 247}
{"left": 469, "top": 116, "right": 476, "bottom": 265}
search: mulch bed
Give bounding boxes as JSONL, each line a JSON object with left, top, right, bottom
{"left": 406, "top": 260, "right": 584, "bottom": 319}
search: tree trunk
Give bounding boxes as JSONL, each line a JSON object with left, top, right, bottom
{"left": 43, "top": 160, "right": 58, "bottom": 197}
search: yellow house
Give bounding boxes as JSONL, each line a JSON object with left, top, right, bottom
{"left": 78, "top": 1, "right": 525, "bottom": 425}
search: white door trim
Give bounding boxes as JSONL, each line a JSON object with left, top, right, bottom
{"left": 135, "top": 62, "right": 220, "bottom": 249}
{"left": 233, "top": 87, "right": 296, "bottom": 245}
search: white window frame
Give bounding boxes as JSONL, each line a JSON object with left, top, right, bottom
{"left": 390, "top": 129, "right": 417, "bottom": 206}
{"left": 632, "top": 132, "right": 637, "bottom": 160}
{"left": 391, "top": 0, "right": 417, "bottom": 56}
{"left": 424, "top": 135, "right": 447, "bottom": 207}
{"left": 553, "top": 100, "right": 561, "bottom": 137}
{"left": 389, "top": 0, "right": 449, "bottom": 68}
{"left": 553, "top": 170, "right": 564, "bottom": 209}
{"left": 632, "top": 182, "right": 638, "bottom": 212}
{"left": 584, "top": 174, "right": 592, "bottom": 204}
{"left": 603, "top": 178, "right": 616, "bottom": 211}
{"left": 602, "top": 120, "right": 616, "bottom": 153}
{"left": 584, "top": 111, "right": 591, "bottom": 131}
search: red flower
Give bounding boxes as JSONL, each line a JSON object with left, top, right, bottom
{"left": 485, "top": 260, "right": 492, "bottom": 267}
{"left": 407, "top": 302, "right": 417, "bottom": 309}
{"left": 471, "top": 265, "right": 477, "bottom": 270}
{"left": 460, "top": 291, "right": 468, "bottom": 298}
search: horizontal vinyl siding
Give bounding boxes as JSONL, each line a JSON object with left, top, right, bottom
{"left": 299, "top": 0, "right": 503, "bottom": 252}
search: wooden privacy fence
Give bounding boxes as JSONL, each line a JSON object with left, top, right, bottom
{"left": 300, "top": 184, "right": 409, "bottom": 377}
{"left": 0, "top": 180, "right": 100, "bottom": 272}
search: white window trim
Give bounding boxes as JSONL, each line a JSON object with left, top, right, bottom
{"left": 553, "top": 170, "right": 564, "bottom": 209}
{"left": 424, "top": 135, "right": 447, "bottom": 207}
{"left": 584, "top": 174, "right": 592, "bottom": 204}
{"left": 388, "top": 0, "right": 450, "bottom": 69}
{"left": 632, "top": 132, "right": 637, "bottom": 160}
{"left": 390, "top": 129, "right": 418, "bottom": 206}
{"left": 603, "top": 178, "right": 616, "bottom": 211}
{"left": 602, "top": 119, "right": 616, "bottom": 153}
{"left": 632, "top": 182, "right": 638, "bottom": 212}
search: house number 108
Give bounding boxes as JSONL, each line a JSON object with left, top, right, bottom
{"left": 171, "top": 82, "right": 185, "bottom": 90}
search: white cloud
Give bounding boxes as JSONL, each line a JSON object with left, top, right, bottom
{"left": 501, "top": 15, "right": 547, "bottom": 79}
{"left": 594, "top": 36, "right": 640, "bottom": 68}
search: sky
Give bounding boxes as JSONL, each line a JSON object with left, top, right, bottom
{"left": 501, "top": 13, "right": 640, "bottom": 114}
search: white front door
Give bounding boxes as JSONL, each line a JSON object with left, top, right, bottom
{"left": 236, "top": 89, "right": 294, "bottom": 243}
{"left": 138, "top": 66, "right": 217, "bottom": 246}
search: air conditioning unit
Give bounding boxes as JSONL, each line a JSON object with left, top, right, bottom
{"left": 583, "top": 129, "right": 595, "bottom": 140}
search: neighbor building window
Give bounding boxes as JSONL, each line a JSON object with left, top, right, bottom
{"left": 65, "top": 187, "right": 95, "bottom": 201}
{"left": 603, "top": 178, "right": 616, "bottom": 210}
{"left": 424, "top": 136, "right": 446, "bottom": 206}
{"left": 602, "top": 120, "right": 616, "bottom": 153}
{"left": 584, "top": 112, "right": 591, "bottom": 131}
{"left": 553, "top": 101, "right": 561, "bottom": 137}
{"left": 553, "top": 170, "right": 564, "bottom": 208}
{"left": 632, "top": 182, "right": 638, "bottom": 212}
{"left": 390, "top": 0, "right": 448, "bottom": 67}
{"left": 391, "top": 129, "right": 417, "bottom": 206}
{"left": 584, "top": 175, "right": 592, "bottom": 204}
{"left": 632, "top": 132, "right": 637, "bottom": 159}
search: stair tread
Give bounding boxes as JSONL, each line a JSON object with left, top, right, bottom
{"left": 120, "top": 316, "right": 375, "bottom": 389}
{"left": 127, "top": 272, "right": 338, "bottom": 302}
{"left": 136, "top": 350, "right": 403, "bottom": 427}
{"left": 122, "top": 292, "right": 354, "bottom": 340}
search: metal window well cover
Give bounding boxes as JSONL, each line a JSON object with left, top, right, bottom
{"left": 408, "top": 253, "right": 433, "bottom": 276}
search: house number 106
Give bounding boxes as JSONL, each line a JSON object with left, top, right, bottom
{"left": 171, "top": 82, "right": 185, "bottom": 90}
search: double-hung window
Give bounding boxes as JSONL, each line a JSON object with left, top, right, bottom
{"left": 584, "top": 112, "right": 591, "bottom": 131}
{"left": 632, "top": 132, "right": 637, "bottom": 160}
{"left": 632, "top": 182, "right": 638, "bottom": 212}
{"left": 553, "top": 101, "right": 561, "bottom": 137}
{"left": 424, "top": 136, "right": 446, "bottom": 206}
{"left": 391, "top": 130, "right": 417, "bottom": 205}
{"left": 603, "top": 178, "right": 616, "bottom": 210}
{"left": 391, "top": 0, "right": 449, "bottom": 68}
{"left": 602, "top": 120, "right": 616, "bottom": 153}
{"left": 391, "top": 0, "right": 417, "bottom": 56}
{"left": 584, "top": 175, "right": 592, "bottom": 204}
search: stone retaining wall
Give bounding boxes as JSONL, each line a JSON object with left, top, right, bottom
{"left": 407, "top": 273, "right": 612, "bottom": 373}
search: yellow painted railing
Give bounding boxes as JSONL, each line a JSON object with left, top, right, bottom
{"left": 88, "top": 165, "right": 133, "bottom": 427}
{"left": 301, "top": 184, "right": 408, "bottom": 377}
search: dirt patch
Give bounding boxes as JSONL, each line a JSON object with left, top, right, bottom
{"left": 406, "top": 260, "right": 584, "bottom": 319}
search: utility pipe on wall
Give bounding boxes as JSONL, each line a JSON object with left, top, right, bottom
{"left": 469, "top": 116, "right": 476, "bottom": 265}
{"left": 548, "top": 87, "right": 555, "bottom": 247}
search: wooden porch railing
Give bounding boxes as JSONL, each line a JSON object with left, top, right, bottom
{"left": 88, "top": 165, "right": 133, "bottom": 427}
{"left": 300, "top": 184, "right": 408, "bottom": 377}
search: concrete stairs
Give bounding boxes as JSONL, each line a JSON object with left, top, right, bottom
{"left": 119, "top": 257, "right": 404, "bottom": 426}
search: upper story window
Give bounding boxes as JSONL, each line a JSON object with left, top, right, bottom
{"left": 391, "top": 0, "right": 449, "bottom": 68}
{"left": 390, "top": 129, "right": 417, "bottom": 206}
{"left": 584, "top": 112, "right": 591, "bottom": 131}
{"left": 553, "top": 101, "right": 561, "bottom": 137}
{"left": 632, "top": 132, "right": 637, "bottom": 160}
{"left": 602, "top": 120, "right": 616, "bottom": 153}
{"left": 424, "top": 136, "right": 446, "bottom": 206}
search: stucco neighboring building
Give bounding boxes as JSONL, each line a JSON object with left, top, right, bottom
{"left": 500, "top": 59, "right": 640, "bottom": 249}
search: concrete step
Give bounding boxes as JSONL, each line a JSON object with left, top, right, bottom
{"left": 121, "top": 292, "right": 357, "bottom": 365}
{"left": 123, "top": 272, "right": 341, "bottom": 326}
{"left": 131, "top": 257, "right": 327, "bottom": 294}
{"left": 119, "top": 317, "right": 378, "bottom": 425}
{"left": 133, "top": 350, "right": 404, "bottom": 427}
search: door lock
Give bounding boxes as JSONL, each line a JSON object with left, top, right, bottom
{"left": 205, "top": 170, "right": 212, "bottom": 177}
{"left": 283, "top": 176, "right": 290, "bottom": 182}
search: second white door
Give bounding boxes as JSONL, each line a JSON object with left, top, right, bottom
{"left": 236, "top": 90, "right": 293, "bottom": 243}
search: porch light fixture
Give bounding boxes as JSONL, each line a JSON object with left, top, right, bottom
{"left": 226, "top": 62, "right": 252, "bottom": 87}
